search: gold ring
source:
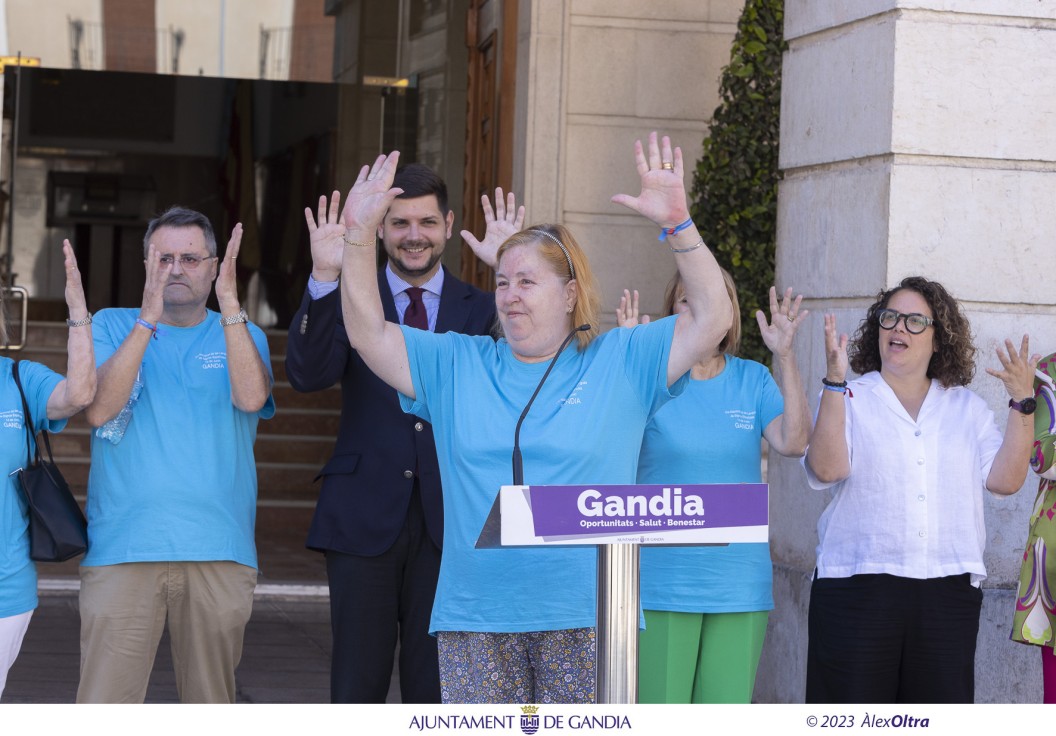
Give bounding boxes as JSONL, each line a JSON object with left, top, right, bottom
{"left": 661, "top": 161, "right": 674, "bottom": 171}
{"left": 787, "top": 315, "right": 795, "bottom": 322}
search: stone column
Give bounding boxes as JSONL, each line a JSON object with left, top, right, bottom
{"left": 763, "top": 1, "right": 1056, "bottom": 703}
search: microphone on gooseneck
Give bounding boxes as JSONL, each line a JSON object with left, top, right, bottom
{"left": 511, "top": 324, "right": 591, "bottom": 485}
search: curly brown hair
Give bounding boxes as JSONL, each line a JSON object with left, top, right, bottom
{"left": 847, "top": 276, "right": 976, "bottom": 387}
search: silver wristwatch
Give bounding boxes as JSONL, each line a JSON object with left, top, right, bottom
{"left": 219, "top": 308, "right": 248, "bottom": 327}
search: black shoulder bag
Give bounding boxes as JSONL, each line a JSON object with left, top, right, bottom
{"left": 12, "top": 360, "right": 88, "bottom": 562}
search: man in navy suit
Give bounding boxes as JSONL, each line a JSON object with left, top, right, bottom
{"left": 285, "top": 164, "right": 495, "bottom": 703}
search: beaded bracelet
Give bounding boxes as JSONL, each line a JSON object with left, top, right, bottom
{"left": 822, "top": 378, "right": 851, "bottom": 396}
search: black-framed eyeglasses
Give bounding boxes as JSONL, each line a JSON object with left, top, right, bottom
{"left": 877, "top": 308, "right": 936, "bottom": 334}
{"left": 158, "top": 254, "right": 216, "bottom": 269}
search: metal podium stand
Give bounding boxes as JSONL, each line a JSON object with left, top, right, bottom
{"left": 476, "top": 482, "right": 769, "bottom": 705}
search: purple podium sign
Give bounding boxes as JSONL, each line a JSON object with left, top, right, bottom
{"left": 498, "top": 483, "right": 768, "bottom": 546}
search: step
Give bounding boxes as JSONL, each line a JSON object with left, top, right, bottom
{"left": 265, "top": 329, "right": 288, "bottom": 356}
{"left": 260, "top": 408, "right": 339, "bottom": 436}
{"left": 17, "top": 321, "right": 72, "bottom": 348}
{"left": 254, "top": 434, "right": 333, "bottom": 466}
{"left": 256, "top": 463, "right": 322, "bottom": 499}
{"left": 1, "top": 346, "right": 67, "bottom": 372}
{"left": 271, "top": 382, "right": 341, "bottom": 411}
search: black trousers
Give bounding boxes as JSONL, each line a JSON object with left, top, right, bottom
{"left": 325, "top": 485, "right": 442, "bottom": 703}
{"left": 806, "top": 572, "right": 982, "bottom": 704}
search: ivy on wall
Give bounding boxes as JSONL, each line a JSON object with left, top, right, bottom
{"left": 691, "top": 0, "right": 786, "bottom": 365}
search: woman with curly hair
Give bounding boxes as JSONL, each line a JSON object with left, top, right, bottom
{"left": 804, "top": 276, "right": 1037, "bottom": 703}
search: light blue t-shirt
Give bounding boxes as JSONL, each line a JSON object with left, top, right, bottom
{"left": 637, "top": 355, "right": 782, "bottom": 613}
{"left": 399, "top": 316, "right": 686, "bottom": 633}
{"left": 1, "top": 358, "right": 65, "bottom": 618}
{"left": 84, "top": 309, "right": 275, "bottom": 569}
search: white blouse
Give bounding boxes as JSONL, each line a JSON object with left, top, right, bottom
{"left": 804, "top": 371, "right": 1003, "bottom": 585}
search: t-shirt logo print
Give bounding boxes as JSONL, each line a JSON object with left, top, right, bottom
{"left": 558, "top": 380, "right": 587, "bottom": 407}
{"left": 725, "top": 408, "right": 757, "bottom": 430}
{"left": 196, "top": 352, "right": 226, "bottom": 370}
{"left": 1, "top": 408, "right": 23, "bottom": 429}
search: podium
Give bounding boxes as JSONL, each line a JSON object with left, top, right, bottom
{"left": 476, "top": 482, "right": 768, "bottom": 704}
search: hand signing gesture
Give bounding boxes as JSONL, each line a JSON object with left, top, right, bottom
{"left": 986, "top": 335, "right": 1041, "bottom": 402}
{"left": 615, "top": 289, "right": 651, "bottom": 328}
{"left": 62, "top": 239, "right": 89, "bottom": 323}
{"left": 460, "top": 188, "right": 525, "bottom": 269}
{"left": 140, "top": 242, "right": 173, "bottom": 325}
{"left": 215, "top": 223, "right": 243, "bottom": 314}
{"left": 340, "top": 152, "right": 403, "bottom": 234}
{"left": 611, "top": 131, "right": 691, "bottom": 228}
{"left": 823, "top": 314, "right": 849, "bottom": 383}
{"left": 304, "top": 191, "right": 346, "bottom": 282}
{"left": 757, "top": 287, "right": 807, "bottom": 360}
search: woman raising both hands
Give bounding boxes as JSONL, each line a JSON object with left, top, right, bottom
{"left": 619, "top": 274, "right": 810, "bottom": 703}
{"left": 804, "top": 276, "right": 1037, "bottom": 704}
{"left": 1, "top": 241, "right": 95, "bottom": 699}
{"left": 330, "top": 132, "right": 731, "bottom": 704}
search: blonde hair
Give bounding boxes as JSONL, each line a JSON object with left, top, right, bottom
{"left": 663, "top": 267, "right": 741, "bottom": 356}
{"left": 496, "top": 224, "right": 600, "bottom": 349}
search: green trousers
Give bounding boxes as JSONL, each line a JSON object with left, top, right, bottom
{"left": 638, "top": 609, "right": 768, "bottom": 704}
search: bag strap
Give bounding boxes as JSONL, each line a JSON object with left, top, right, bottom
{"left": 12, "top": 360, "right": 34, "bottom": 468}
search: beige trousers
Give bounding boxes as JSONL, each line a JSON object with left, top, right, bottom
{"left": 76, "top": 561, "right": 256, "bottom": 703}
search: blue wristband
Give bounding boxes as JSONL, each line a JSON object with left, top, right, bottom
{"left": 135, "top": 318, "right": 159, "bottom": 340}
{"left": 659, "top": 217, "right": 694, "bottom": 241}
{"left": 822, "top": 384, "right": 846, "bottom": 394}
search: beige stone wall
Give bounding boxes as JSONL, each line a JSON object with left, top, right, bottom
{"left": 514, "top": 0, "right": 742, "bottom": 322}
{"left": 4, "top": 0, "right": 102, "bottom": 67}
{"left": 2, "top": 0, "right": 293, "bottom": 77}
{"left": 156, "top": 0, "right": 292, "bottom": 78}
{"left": 765, "top": 0, "right": 1056, "bottom": 704}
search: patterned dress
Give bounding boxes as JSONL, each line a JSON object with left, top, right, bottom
{"left": 1012, "top": 353, "right": 1056, "bottom": 648}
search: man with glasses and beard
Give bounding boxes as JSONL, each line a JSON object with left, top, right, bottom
{"left": 285, "top": 164, "right": 496, "bottom": 703}
{"left": 77, "top": 206, "right": 275, "bottom": 703}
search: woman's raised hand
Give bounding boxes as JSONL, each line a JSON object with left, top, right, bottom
{"left": 615, "top": 289, "right": 650, "bottom": 328}
{"left": 758, "top": 286, "right": 807, "bottom": 359}
{"left": 340, "top": 152, "right": 404, "bottom": 233}
{"left": 823, "top": 314, "right": 848, "bottom": 383}
{"left": 986, "top": 335, "right": 1041, "bottom": 402}
{"left": 460, "top": 187, "right": 525, "bottom": 269}
{"left": 611, "top": 131, "right": 691, "bottom": 229}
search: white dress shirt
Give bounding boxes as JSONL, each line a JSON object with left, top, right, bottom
{"left": 804, "top": 371, "right": 1003, "bottom": 585}
{"left": 307, "top": 265, "right": 445, "bottom": 333}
